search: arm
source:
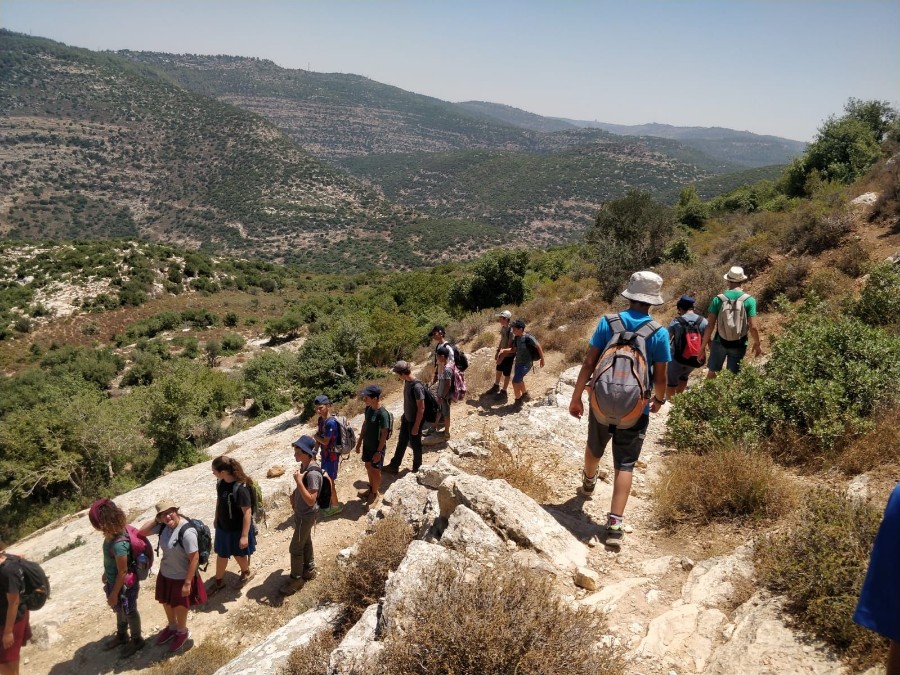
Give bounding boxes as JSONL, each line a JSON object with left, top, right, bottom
{"left": 182, "top": 551, "right": 199, "bottom": 597}
{"left": 747, "top": 316, "right": 763, "bottom": 357}
{"left": 699, "top": 312, "right": 717, "bottom": 354}
{"left": 412, "top": 399, "right": 425, "bottom": 435}
{"left": 649, "top": 365, "right": 668, "bottom": 413}
{"left": 240, "top": 505, "right": 252, "bottom": 549}
{"left": 375, "top": 427, "right": 389, "bottom": 463}
{"left": 107, "top": 552, "right": 128, "bottom": 609}
{"left": 535, "top": 340, "right": 545, "bottom": 368}
{"left": 3, "top": 592, "right": 19, "bottom": 650}
{"left": 568, "top": 346, "right": 602, "bottom": 419}
{"left": 138, "top": 517, "right": 159, "bottom": 537}
{"left": 294, "top": 470, "right": 318, "bottom": 507}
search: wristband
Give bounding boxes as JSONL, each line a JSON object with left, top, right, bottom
{"left": 652, "top": 395, "right": 667, "bottom": 405}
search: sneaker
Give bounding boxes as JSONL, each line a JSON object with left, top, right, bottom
{"left": 321, "top": 503, "right": 344, "bottom": 517}
{"left": 494, "top": 389, "right": 508, "bottom": 401}
{"left": 279, "top": 576, "right": 304, "bottom": 596}
{"left": 357, "top": 488, "right": 372, "bottom": 500}
{"left": 102, "top": 634, "right": 127, "bottom": 651}
{"left": 580, "top": 468, "right": 600, "bottom": 497}
{"left": 485, "top": 384, "right": 500, "bottom": 395}
{"left": 422, "top": 431, "right": 449, "bottom": 446}
{"left": 169, "top": 630, "right": 190, "bottom": 653}
{"left": 366, "top": 491, "right": 381, "bottom": 507}
{"left": 301, "top": 566, "right": 318, "bottom": 581}
{"left": 155, "top": 626, "right": 177, "bottom": 646}
{"left": 604, "top": 523, "right": 624, "bottom": 549}
{"left": 206, "top": 577, "right": 226, "bottom": 596}
{"left": 239, "top": 569, "right": 255, "bottom": 586}
{"left": 119, "top": 638, "right": 144, "bottom": 658}
{"left": 382, "top": 464, "right": 399, "bottom": 475}
{"left": 519, "top": 392, "right": 532, "bottom": 403}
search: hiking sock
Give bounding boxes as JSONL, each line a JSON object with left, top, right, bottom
{"left": 607, "top": 513, "right": 624, "bottom": 528}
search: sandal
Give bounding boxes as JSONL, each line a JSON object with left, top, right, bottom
{"left": 239, "top": 569, "right": 256, "bottom": 586}
{"left": 206, "top": 577, "right": 226, "bottom": 595}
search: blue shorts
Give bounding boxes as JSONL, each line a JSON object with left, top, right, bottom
{"left": 512, "top": 363, "right": 531, "bottom": 384}
{"left": 214, "top": 527, "right": 256, "bottom": 558}
{"left": 707, "top": 340, "right": 747, "bottom": 374}
{"left": 321, "top": 454, "right": 340, "bottom": 481}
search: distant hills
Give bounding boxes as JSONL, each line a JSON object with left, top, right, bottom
{"left": 0, "top": 32, "right": 803, "bottom": 267}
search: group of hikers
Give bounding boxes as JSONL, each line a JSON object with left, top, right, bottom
{"left": 1, "top": 265, "right": 897, "bottom": 673}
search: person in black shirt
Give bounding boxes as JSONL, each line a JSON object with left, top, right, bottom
{"left": 0, "top": 539, "right": 31, "bottom": 675}
{"left": 207, "top": 456, "right": 257, "bottom": 595}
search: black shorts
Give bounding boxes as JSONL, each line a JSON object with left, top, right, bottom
{"left": 586, "top": 413, "right": 649, "bottom": 472}
{"left": 496, "top": 355, "right": 515, "bottom": 377}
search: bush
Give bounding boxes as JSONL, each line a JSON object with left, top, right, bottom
{"left": 758, "top": 257, "right": 811, "bottom": 309}
{"left": 651, "top": 445, "right": 796, "bottom": 527}
{"left": 785, "top": 208, "right": 853, "bottom": 255}
{"left": 836, "top": 404, "right": 900, "bottom": 475}
{"left": 223, "top": 311, "right": 239, "bottom": 327}
{"left": 755, "top": 489, "right": 888, "bottom": 670}
{"left": 448, "top": 249, "right": 528, "bottom": 313}
{"left": 672, "top": 262, "right": 728, "bottom": 317}
{"left": 376, "top": 562, "right": 623, "bottom": 675}
{"left": 854, "top": 261, "right": 900, "bottom": 327}
{"left": 833, "top": 241, "right": 872, "bottom": 278}
{"left": 147, "top": 636, "right": 241, "bottom": 675}
{"left": 220, "top": 333, "right": 245, "bottom": 354}
{"left": 805, "top": 268, "right": 853, "bottom": 300}
{"left": 476, "top": 431, "right": 552, "bottom": 503}
{"left": 283, "top": 631, "right": 339, "bottom": 675}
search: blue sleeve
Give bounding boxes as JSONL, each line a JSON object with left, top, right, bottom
{"left": 323, "top": 418, "right": 340, "bottom": 448}
{"left": 854, "top": 483, "right": 900, "bottom": 642}
{"left": 589, "top": 317, "right": 612, "bottom": 350}
{"left": 648, "top": 326, "right": 672, "bottom": 364}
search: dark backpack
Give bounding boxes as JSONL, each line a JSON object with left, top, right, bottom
{"left": 588, "top": 314, "right": 661, "bottom": 429}
{"left": 171, "top": 518, "right": 213, "bottom": 572}
{"left": 524, "top": 334, "right": 541, "bottom": 361}
{"left": 328, "top": 415, "right": 357, "bottom": 459}
{"left": 450, "top": 344, "right": 469, "bottom": 372}
{"left": 113, "top": 525, "right": 154, "bottom": 582}
{"left": 306, "top": 466, "right": 333, "bottom": 510}
{"left": 5, "top": 555, "right": 50, "bottom": 611}
{"left": 383, "top": 408, "right": 395, "bottom": 441}
{"left": 671, "top": 316, "right": 705, "bottom": 367}
{"left": 230, "top": 481, "right": 266, "bottom": 530}
{"left": 421, "top": 384, "right": 441, "bottom": 423}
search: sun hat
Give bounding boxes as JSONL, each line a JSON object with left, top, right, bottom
{"left": 496, "top": 310, "right": 512, "bottom": 319}
{"left": 313, "top": 394, "right": 331, "bottom": 406}
{"left": 155, "top": 498, "right": 178, "bottom": 514}
{"left": 511, "top": 319, "right": 526, "bottom": 329}
{"left": 429, "top": 325, "right": 446, "bottom": 337}
{"left": 360, "top": 384, "right": 382, "bottom": 399}
{"left": 291, "top": 435, "right": 317, "bottom": 457}
{"left": 621, "top": 271, "right": 664, "bottom": 305}
{"left": 676, "top": 295, "right": 696, "bottom": 309}
{"left": 391, "top": 360, "right": 412, "bottom": 375}
{"left": 724, "top": 266, "right": 748, "bottom": 283}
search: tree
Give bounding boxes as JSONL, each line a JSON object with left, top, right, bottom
{"left": 449, "top": 249, "right": 528, "bottom": 312}
{"left": 675, "top": 185, "right": 707, "bottom": 229}
{"left": 585, "top": 190, "right": 675, "bottom": 301}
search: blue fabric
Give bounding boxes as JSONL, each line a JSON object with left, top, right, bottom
{"left": 512, "top": 363, "right": 530, "bottom": 384}
{"left": 321, "top": 455, "right": 340, "bottom": 482}
{"left": 854, "top": 482, "right": 900, "bottom": 642}
{"left": 213, "top": 526, "right": 257, "bottom": 559}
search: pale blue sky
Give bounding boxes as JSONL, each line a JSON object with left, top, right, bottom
{"left": 3, "top": 0, "right": 898, "bottom": 141}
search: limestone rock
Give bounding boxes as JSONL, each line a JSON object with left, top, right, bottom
{"left": 851, "top": 192, "right": 878, "bottom": 206}
{"left": 681, "top": 543, "right": 754, "bottom": 609}
{"left": 641, "top": 555, "right": 673, "bottom": 577}
{"left": 681, "top": 558, "right": 695, "bottom": 571}
{"left": 214, "top": 604, "right": 343, "bottom": 675}
{"left": 574, "top": 566, "right": 600, "bottom": 591}
{"left": 377, "top": 473, "right": 432, "bottom": 529}
{"left": 329, "top": 603, "right": 383, "bottom": 675}
{"left": 847, "top": 474, "right": 870, "bottom": 504}
{"left": 635, "top": 603, "right": 728, "bottom": 672}
{"left": 447, "top": 439, "right": 489, "bottom": 458}
{"left": 416, "top": 455, "right": 463, "bottom": 489}
{"left": 582, "top": 577, "right": 649, "bottom": 612}
{"left": 266, "top": 465, "right": 286, "bottom": 478}
{"left": 437, "top": 474, "right": 587, "bottom": 571}
{"left": 440, "top": 504, "right": 505, "bottom": 555}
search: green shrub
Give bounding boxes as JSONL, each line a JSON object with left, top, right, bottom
{"left": 448, "top": 249, "right": 528, "bottom": 313}
{"left": 805, "top": 268, "right": 853, "bottom": 300}
{"left": 758, "top": 257, "right": 812, "bottom": 309}
{"left": 854, "top": 261, "right": 900, "bottom": 327}
{"left": 223, "top": 311, "right": 239, "bottom": 327}
{"left": 220, "top": 332, "right": 245, "bottom": 354}
{"left": 785, "top": 208, "right": 853, "bottom": 255}
{"left": 241, "top": 351, "right": 297, "bottom": 418}
{"left": 755, "top": 489, "right": 888, "bottom": 670}
{"left": 833, "top": 241, "right": 872, "bottom": 278}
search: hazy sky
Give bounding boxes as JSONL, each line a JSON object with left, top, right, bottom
{"left": 3, "top": 0, "right": 899, "bottom": 141}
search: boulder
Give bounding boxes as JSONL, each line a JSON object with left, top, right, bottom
{"left": 377, "top": 473, "right": 432, "bottom": 528}
{"left": 329, "top": 603, "right": 383, "bottom": 675}
{"left": 214, "top": 604, "right": 342, "bottom": 675}
{"left": 437, "top": 474, "right": 587, "bottom": 570}
{"left": 266, "top": 465, "right": 286, "bottom": 478}
{"left": 416, "top": 455, "right": 463, "bottom": 489}
{"left": 681, "top": 543, "right": 754, "bottom": 609}
{"left": 440, "top": 504, "right": 505, "bottom": 555}
{"left": 635, "top": 603, "right": 728, "bottom": 672}
{"left": 574, "top": 566, "right": 600, "bottom": 591}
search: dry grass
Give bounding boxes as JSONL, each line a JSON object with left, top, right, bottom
{"left": 651, "top": 445, "right": 797, "bottom": 527}
{"left": 323, "top": 514, "right": 414, "bottom": 630}
{"left": 476, "top": 430, "right": 553, "bottom": 503}
{"left": 461, "top": 357, "right": 498, "bottom": 396}
{"left": 836, "top": 405, "right": 900, "bottom": 475}
{"left": 805, "top": 267, "right": 854, "bottom": 300}
{"left": 282, "top": 631, "right": 339, "bottom": 675}
{"left": 146, "top": 637, "right": 241, "bottom": 675}
{"left": 338, "top": 371, "right": 405, "bottom": 418}
{"left": 375, "top": 562, "right": 624, "bottom": 675}
{"left": 469, "top": 329, "right": 496, "bottom": 351}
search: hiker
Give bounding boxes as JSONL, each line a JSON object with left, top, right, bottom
{"left": 88, "top": 499, "right": 144, "bottom": 658}
{"left": 487, "top": 310, "right": 514, "bottom": 401}
{"left": 853, "top": 482, "right": 900, "bottom": 674}
{"left": 0, "top": 540, "right": 31, "bottom": 675}
{"left": 354, "top": 384, "right": 391, "bottom": 507}
{"left": 568, "top": 270, "right": 671, "bottom": 549}
{"left": 665, "top": 295, "right": 708, "bottom": 398}
{"left": 382, "top": 361, "right": 426, "bottom": 474}
{"left": 280, "top": 435, "right": 320, "bottom": 596}
{"left": 312, "top": 394, "right": 344, "bottom": 517}
{"left": 425, "top": 345, "right": 453, "bottom": 444}
{"left": 428, "top": 325, "right": 455, "bottom": 383}
{"left": 207, "top": 456, "right": 256, "bottom": 596}
{"left": 497, "top": 318, "right": 544, "bottom": 407}
{"left": 700, "top": 266, "right": 763, "bottom": 377}
{"left": 138, "top": 499, "right": 206, "bottom": 654}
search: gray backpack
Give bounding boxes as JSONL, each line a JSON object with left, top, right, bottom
{"left": 588, "top": 314, "right": 661, "bottom": 429}
{"left": 715, "top": 293, "right": 750, "bottom": 343}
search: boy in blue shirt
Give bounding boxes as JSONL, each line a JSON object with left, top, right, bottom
{"left": 313, "top": 394, "right": 343, "bottom": 517}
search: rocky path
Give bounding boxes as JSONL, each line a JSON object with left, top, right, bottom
{"left": 11, "top": 349, "right": 848, "bottom": 675}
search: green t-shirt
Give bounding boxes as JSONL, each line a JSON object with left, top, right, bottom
{"left": 363, "top": 406, "right": 391, "bottom": 453}
{"left": 708, "top": 289, "right": 757, "bottom": 345}
{"left": 103, "top": 535, "right": 130, "bottom": 582}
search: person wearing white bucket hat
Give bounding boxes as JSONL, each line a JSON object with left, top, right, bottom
{"left": 568, "top": 270, "right": 671, "bottom": 550}
{"left": 487, "top": 310, "right": 515, "bottom": 400}
{"left": 699, "top": 266, "right": 763, "bottom": 377}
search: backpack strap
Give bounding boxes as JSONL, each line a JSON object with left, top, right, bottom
{"left": 174, "top": 520, "right": 197, "bottom": 551}
{"left": 735, "top": 293, "right": 750, "bottom": 304}
{"left": 634, "top": 319, "right": 662, "bottom": 340}
{"left": 717, "top": 293, "right": 729, "bottom": 304}
{"left": 606, "top": 313, "right": 625, "bottom": 335}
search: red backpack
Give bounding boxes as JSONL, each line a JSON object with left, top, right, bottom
{"left": 672, "top": 316, "right": 704, "bottom": 367}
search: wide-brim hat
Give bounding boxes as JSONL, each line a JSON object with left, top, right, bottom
{"left": 291, "top": 435, "right": 317, "bottom": 457}
{"left": 621, "top": 271, "right": 664, "bottom": 305}
{"left": 155, "top": 498, "right": 178, "bottom": 514}
{"left": 724, "top": 266, "right": 748, "bottom": 282}
{"left": 496, "top": 310, "right": 512, "bottom": 319}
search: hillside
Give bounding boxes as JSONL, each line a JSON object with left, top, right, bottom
{"left": 456, "top": 100, "right": 578, "bottom": 133}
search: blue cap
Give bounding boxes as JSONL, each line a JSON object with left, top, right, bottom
{"left": 292, "top": 435, "right": 316, "bottom": 457}
{"left": 677, "top": 295, "right": 696, "bottom": 309}
{"left": 360, "top": 384, "right": 382, "bottom": 398}
{"left": 313, "top": 394, "right": 331, "bottom": 406}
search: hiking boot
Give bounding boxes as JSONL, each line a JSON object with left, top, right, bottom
{"left": 494, "top": 389, "right": 508, "bottom": 401}
{"left": 239, "top": 569, "right": 255, "bottom": 587}
{"left": 119, "top": 638, "right": 144, "bottom": 658}
{"left": 382, "top": 464, "right": 400, "bottom": 475}
{"left": 321, "top": 503, "right": 344, "bottom": 517}
{"left": 154, "top": 626, "right": 177, "bottom": 646}
{"left": 102, "top": 634, "right": 128, "bottom": 651}
{"left": 357, "top": 488, "right": 372, "bottom": 500}
{"left": 486, "top": 384, "right": 500, "bottom": 395}
{"left": 422, "top": 431, "right": 449, "bottom": 446}
{"left": 169, "top": 630, "right": 190, "bottom": 653}
{"left": 604, "top": 523, "right": 624, "bottom": 549}
{"left": 519, "top": 392, "right": 532, "bottom": 403}
{"left": 279, "top": 576, "right": 304, "bottom": 596}
{"left": 206, "top": 577, "right": 226, "bottom": 596}
{"left": 302, "top": 566, "right": 318, "bottom": 581}
{"left": 579, "top": 468, "right": 600, "bottom": 497}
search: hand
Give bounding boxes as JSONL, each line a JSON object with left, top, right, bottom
{"left": 569, "top": 398, "right": 584, "bottom": 420}
{"left": 412, "top": 426, "right": 420, "bottom": 436}
{"left": 354, "top": 444, "right": 361, "bottom": 454}
{"left": 107, "top": 594, "right": 118, "bottom": 609}
{"left": 293, "top": 469, "right": 303, "bottom": 481}
{"left": 2, "top": 631, "right": 13, "bottom": 650}
{"left": 697, "top": 353, "right": 706, "bottom": 365}
{"left": 239, "top": 536, "right": 249, "bottom": 549}
{"left": 181, "top": 581, "right": 191, "bottom": 597}
{"left": 649, "top": 398, "right": 664, "bottom": 413}
{"left": 752, "top": 343, "right": 763, "bottom": 358}
{"left": 373, "top": 452, "right": 382, "bottom": 463}
{"left": 539, "top": 358, "right": 545, "bottom": 368}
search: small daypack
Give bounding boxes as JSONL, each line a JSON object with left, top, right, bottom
{"left": 672, "top": 316, "right": 705, "bottom": 367}
{"left": 422, "top": 384, "right": 441, "bottom": 423}
{"left": 305, "top": 466, "right": 333, "bottom": 510}
{"left": 450, "top": 344, "right": 469, "bottom": 372}
{"left": 450, "top": 365, "right": 467, "bottom": 402}
{"left": 715, "top": 293, "right": 750, "bottom": 343}
{"left": 171, "top": 518, "right": 213, "bottom": 571}
{"left": 5, "top": 555, "right": 50, "bottom": 611}
{"left": 523, "top": 334, "right": 541, "bottom": 361}
{"left": 330, "top": 415, "right": 357, "bottom": 459}
{"left": 114, "top": 525, "right": 154, "bottom": 582}
{"left": 382, "top": 408, "right": 395, "bottom": 441}
{"left": 588, "top": 314, "right": 661, "bottom": 429}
